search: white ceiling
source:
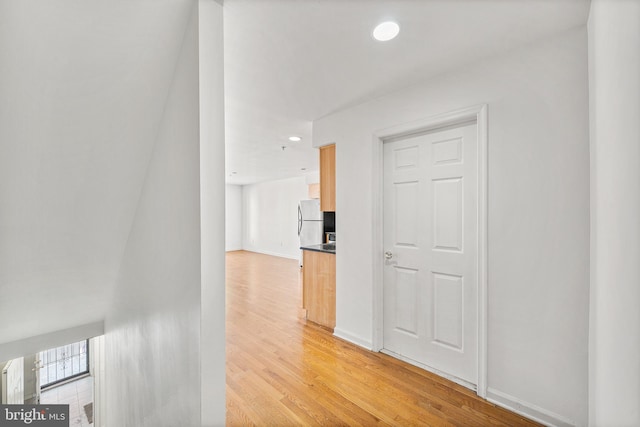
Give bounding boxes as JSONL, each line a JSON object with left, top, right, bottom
{"left": 0, "top": 0, "right": 194, "bottom": 345}
{"left": 224, "top": 0, "right": 590, "bottom": 185}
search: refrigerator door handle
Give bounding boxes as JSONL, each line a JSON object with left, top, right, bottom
{"left": 298, "top": 205, "right": 302, "bottom": 236}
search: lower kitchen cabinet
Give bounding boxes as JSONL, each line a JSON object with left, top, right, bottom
{"left": 302, "top": 250, "right": 336, "bottom": 329}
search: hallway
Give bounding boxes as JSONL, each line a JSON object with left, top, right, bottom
{"left": 225, "top": 251, "right": 539, "bottom": 426}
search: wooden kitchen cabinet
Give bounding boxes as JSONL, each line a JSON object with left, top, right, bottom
{"left": 302, "top": 250, "right": 336, "bottom": 329}
{"left": 319, "top": 144, "right": 336, "bottom": 211}
{"left": 308, "top": 183, "right": 320, "bottom": 199}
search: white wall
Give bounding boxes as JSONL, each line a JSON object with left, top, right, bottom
{"left": 588, "top": 1, "right": 640, "bottom": 426}
{"left": 22, "top": 354, "right": 36, "bottom": 401}
{"left": 1, "top": 358, "right": 24, "bottom": 404}
{"left": 104, "top": 3, "right": 209, "bottom": 425}
{"left": 0, "top": 0, "right": 191, "bottom": 348}
{"left": 225, "top": 184, "right": 243, "bottom": 251}
{"left": 199, "top": 1, "right": 226, "bottom": 425}
{"left": 242, "top": 176, "right": 308, "bottom": 259}
{"left": 314, "top": 28, "right": 589, "bottom": 426}
{"left": 1, "top": 356, "right": 36, "bottom": 403}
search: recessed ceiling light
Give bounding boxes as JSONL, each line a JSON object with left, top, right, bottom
{"left": 373, "top": 21, "right": 400, "bottom": 42}
{"left": 289, "top": 136, "right": 302, "bottom": 142}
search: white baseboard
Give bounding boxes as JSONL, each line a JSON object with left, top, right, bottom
{"left": 381, "top": 348, "right": 477, "bottom": 392}
{"left": 333, "top": 327, "right": 373, "bottom": 350}
{"left": 331, "top": 327, "right": 576, "bottom": 427}
{"left": 243, "top": 248, "right": 298, "bottom": 260}
{"left": 486, "top": 388, "right": 577, "bottom": 427}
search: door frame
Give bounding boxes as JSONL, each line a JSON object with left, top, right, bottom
{"left": 371, "top": 104, "right": 488, "bottom": 398}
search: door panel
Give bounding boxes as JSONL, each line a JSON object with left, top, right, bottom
{"left": 395, "top": 182, "right": 419, "bottom": 246}
{"left": 394, "top": 266, "right": 419, "bottom": 335}
{"left": 433, "top": 272, "right": 464, "bottom": 350}
{"left": 383, "top": 123, "right": 478, "bottom": 386}
{"left": 433, "top": 178, "right": 463, "bottom": 251}
{"left": 433, "top": 137, "right": 463, "bottom": 164}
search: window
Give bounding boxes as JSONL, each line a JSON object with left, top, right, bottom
{"left": 39, "top": 340, "right": 89, "bottom": 388}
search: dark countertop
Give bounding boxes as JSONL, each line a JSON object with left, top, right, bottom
{"left": 300, "top": 243, "right": 336, "bottom": 254}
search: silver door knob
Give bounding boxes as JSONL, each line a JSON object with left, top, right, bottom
{"left": 384, "top": 251, "right": 393, "bottom": 259}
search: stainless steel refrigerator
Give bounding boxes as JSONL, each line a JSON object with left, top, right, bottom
{"left": 298, "top": 199, "right": 323, "bottom": 266}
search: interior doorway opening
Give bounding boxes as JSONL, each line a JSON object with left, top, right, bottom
{"left": 372, "top": 104, "right": 488, "bottom": 396}
{"left": 1, "top": 335, "right": 104, "bottom": 427}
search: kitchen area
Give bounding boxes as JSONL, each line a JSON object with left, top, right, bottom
{"left": 298, "top": 144, "right": 337, "bottom": 330}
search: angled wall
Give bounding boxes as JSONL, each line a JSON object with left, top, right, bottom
{"left": 103, "top": 2, "right": 224, "bottom": 425}
{"left": 0, "top": 0, "right": 192, "bottom": 349}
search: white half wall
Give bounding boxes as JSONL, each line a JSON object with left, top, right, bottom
{"left": 104, "top": 3, "right": 210, "bottom": 425}
{"left": 225, "top": 184, "right": 243, "bottom": 251}
{"left": 588, "top": 1, "right": 640, "bottom": 426}
{"left": 314, "top": 28, "right": 589, "bottom": 426}
{"left": 242, "top": 176, "right": 308, "bottom": 259}
{"left": 0, "top": 322, "right": 103, "bottom": 363}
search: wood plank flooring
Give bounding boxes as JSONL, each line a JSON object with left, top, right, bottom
{"left": 226, "top": 250, "right": 539, "bottom": 426}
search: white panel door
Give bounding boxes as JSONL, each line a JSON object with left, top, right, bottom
{"left": 383, "top": 123, "right": 478, "bottom": 385}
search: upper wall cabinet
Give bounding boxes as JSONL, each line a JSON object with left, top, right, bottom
{"left": 319, "top": 144, "right": 336, "bottom": 211}
{"left": 308, "top": 183, "right": 320, "bottom": 199}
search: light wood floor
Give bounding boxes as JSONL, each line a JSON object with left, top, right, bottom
{"left": 226, "top": 250, "right": 539, "bottom": 426}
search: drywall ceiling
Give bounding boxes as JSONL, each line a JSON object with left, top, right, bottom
{"left": 224, "top": 0, "right": 590, "bottom": 185}
{"left": 0, "top": 0, "right": 194, "bottom": 346}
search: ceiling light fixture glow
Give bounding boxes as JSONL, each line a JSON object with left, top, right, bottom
{"left": 288, "top": 136, "right": 302, "bottom": 142}
{"left": 373, "top": 21, "right": 400, "bottom": 41}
